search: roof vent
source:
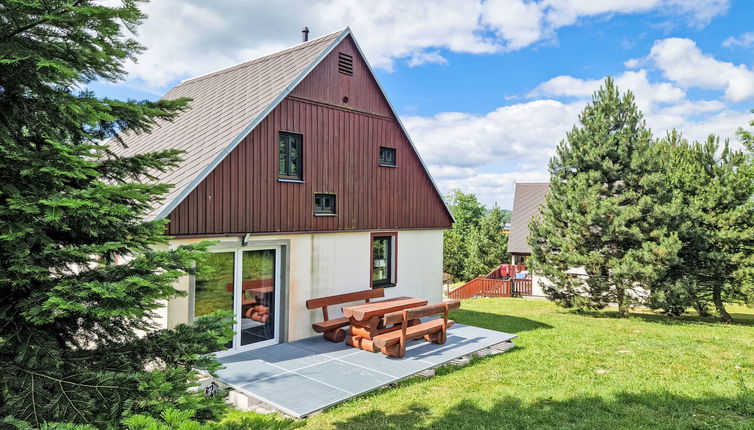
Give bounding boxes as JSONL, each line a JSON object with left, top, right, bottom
{"left": 301, "top": 27, "right": 309, "bottom": 42}
{"left": 338, "top": 53, "right": 353, "bottom": 76}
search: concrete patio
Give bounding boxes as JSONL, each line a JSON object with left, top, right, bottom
{"left": 213, "top": 323, "right": 517, "bottom": 417}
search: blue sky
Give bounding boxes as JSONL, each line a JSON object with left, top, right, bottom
{"left": 90, "top": 0, "right": 754, "bottom": 209}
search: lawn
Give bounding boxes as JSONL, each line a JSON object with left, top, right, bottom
{"left": 302, "top": 298, "right": 754, "bottom": 429}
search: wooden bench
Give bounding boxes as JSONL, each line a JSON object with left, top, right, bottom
{"left": 372, "top": 299, "right": 461, "bottom": 358}
{"left": 305, "top": 289, "right": 385, "bottom": 342}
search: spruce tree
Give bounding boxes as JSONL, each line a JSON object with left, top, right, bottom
{"left": 528, "top": 78, "right": 681, "bottom": 317}
{"left": 0, "top": 1, "right": 232, "bottom": 427}
{"left": 465, "top": 205, "right": 511, "bottom": 279}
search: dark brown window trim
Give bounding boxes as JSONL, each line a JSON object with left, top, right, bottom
{"left": 370, "top": 232, "right": 397, "bottom": 288}
{"left": 314, "top": 193, "right": 336, "bottom": 215}
{"left": 379, "top": 146, "right": 396, "bottom": 167}
{"left": 278, "top": 131, "right": 303, "bottom": 181}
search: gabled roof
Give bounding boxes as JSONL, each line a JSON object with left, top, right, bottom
{"left": 112, "top": 29, "right": 346, "bottom": 220}
{"left": 508, "top": 182, "right": 550, "bottom": 254}
{"left": 111, "top": 28, "right": 453, "bottom": 223}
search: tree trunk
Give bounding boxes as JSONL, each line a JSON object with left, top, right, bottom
{"left": 712, "top": 285, "right": 732, "bottom": 323}
{"left": 616, "top": 287, "right": 629, "bottom": 318}
{"left": 693, "top": 301, "right": 710, "bottom": 317}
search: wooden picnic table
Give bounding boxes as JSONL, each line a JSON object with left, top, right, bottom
{"left": 342, "top": 296, "right": 428, "bottom": 353}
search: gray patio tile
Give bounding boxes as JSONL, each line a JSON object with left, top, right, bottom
{"left": 336, "top": 347, "right": 432, "bottom": 378}
{"left": 249, "top": 343, "right": 333, "bottom": 371}
{"left": 449, "top": 323, "right": 517, "bottom": 345}
{"left": 218, "top": 324, "right": 518, "bottom": 417}
{"left": 288, "top": 336, "right": 359, "bottom": 358}
{"left": 406, "top": 334, "right": 490, "bottom": 364}
{"left": 239, "top": 372, "right": 350, "bottom": 417}
{"left": 216, "top": 353, "right": 286, "bottom": 386}
{"left": 296, "top": 359, "right": 394, "bottom": 394}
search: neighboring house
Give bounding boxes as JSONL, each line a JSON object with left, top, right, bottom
{"left": 110, "top": 28, "right": 453, "bottom": 354}
{"left": 507, "top": 182, "right": 550, "bottom": 296}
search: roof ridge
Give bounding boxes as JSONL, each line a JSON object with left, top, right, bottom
{"left": 178, "top": 29, "right": 346, "bottom": 86}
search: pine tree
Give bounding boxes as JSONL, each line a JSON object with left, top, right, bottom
{"left": 465, "top": 205, "right": 511, "bottom": 279}
{"left": 528, "top": 78, "right": 681, "bottom": 317}
{"left": 0, "top": 1, "right": 232, "bottom": 427}
{"left": 651, "top": 132, "right": 754, "bottom": 321}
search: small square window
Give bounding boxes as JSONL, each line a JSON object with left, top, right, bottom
{"left": 314, "top": 193, "right": 336, "bottom": 215}
{"left": 379, "top": 147, "right": 396, "bottom": 166}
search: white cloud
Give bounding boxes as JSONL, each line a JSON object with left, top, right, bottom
{"left": 428, "top": 165, "right": 476, "bottom": 180}
{"left": 121, "top": 0, "right": 730, "bottom": 88}
{"left": 406, "top": 51, "right": 448, "bottom": 68}
{"left": 407, "top": 62, "right": 749, "bottom": 207}
{"left": 481, "top": 0, "right": 545, "bottom": 50}
{"left": 404, "top": 99, "right": 585, "bottom": 207}
{"left": 405, "top": 100, "right": 583, "bottom": 169}
{"left": 440, "top": 171, "right": 551, "bottom": 208}
{"left": 646, "top": 38, "right": 754, "bottom": 102}
{"left": 529, "top": 70, "right": 686, "bottom": 114}
{"left": 722, "top": 32, "right": 754, "bottom": 49}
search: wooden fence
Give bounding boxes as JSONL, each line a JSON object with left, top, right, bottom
{"left": 448, "top": 278, "right": 532, "bottom": 300}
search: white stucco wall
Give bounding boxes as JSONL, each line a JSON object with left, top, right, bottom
{"left": 531, "top": 274, "right": 546, "bottom": 297}
{"left": 160, "top": 229, "right": 445, "bottom": 342}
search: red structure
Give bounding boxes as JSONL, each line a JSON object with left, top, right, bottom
{"left": 448, "top": 264, "right": 532, "bottom": 300}
{"left": 166, "top": 34, "right": 452, "bottom": 236}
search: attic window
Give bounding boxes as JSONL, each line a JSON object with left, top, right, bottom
{"left": 338, "top": 53, "right": 353, "bottom": 76}
{"left": 314, "top": 193, "right": 336, "bottom": 215}
{"left": 379, "top": 147, "right": 396, "bottom": 167}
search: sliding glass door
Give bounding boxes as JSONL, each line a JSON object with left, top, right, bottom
{"left": 193, "top": 246, "right": 280, "bottom": 353}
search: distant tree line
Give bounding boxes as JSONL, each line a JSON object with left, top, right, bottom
{"left": 528, "top": 78, "right": 754, "bottom": 321}
{"left": 443, "top": 190, "right": 512, "bottom": 283}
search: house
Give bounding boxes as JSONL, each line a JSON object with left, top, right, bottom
{"left": 507, "top": 182, "right": 549, "bottom": 296}
{"left": 110, "top": 28, "right": 453, "bottom": 354}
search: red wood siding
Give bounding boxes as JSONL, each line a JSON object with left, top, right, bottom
{"left": 288, "top": 36, "right": 392, "bottom": 118}
{"left": 167, "top": 36, "right": 452, "bottom": 236}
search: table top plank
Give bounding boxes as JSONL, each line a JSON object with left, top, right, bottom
{"left": 342, "top": 296, "right": 428, "bottom": 321}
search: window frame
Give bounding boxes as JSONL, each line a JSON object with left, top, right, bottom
{"left": 379, "top": 146, "right": 397, "bottom": 167}
{"left": 278, "top": 131, "right": 303, "bottom": 181}
{"left": 314, "top": 193, "right": 337, "bottom": 216}
{"left": 370, "top": 232, "right": 397, "bottom": 288}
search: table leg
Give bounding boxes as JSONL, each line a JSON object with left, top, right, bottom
{"left": 345, "top": 335, "right": 379, "bottom": 353}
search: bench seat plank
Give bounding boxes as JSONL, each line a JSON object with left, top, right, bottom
{"left": 312, "top": 317, "right": 350, "bottom": 333}
{"left": 372, "top": 319, "right": 455, "bottom": 349}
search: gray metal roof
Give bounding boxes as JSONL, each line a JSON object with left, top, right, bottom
{"left": 110, "top": 29, "right": 347, "bottom": 220}
{"left": 507, "top": 182, "right": 550, "bottom": 254}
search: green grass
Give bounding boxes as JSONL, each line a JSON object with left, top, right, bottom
{"left": 303, "top": 299, "right": 754, "bottom": 430}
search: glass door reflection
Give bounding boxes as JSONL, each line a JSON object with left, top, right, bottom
{"left": 194, "top": 251, "right": 235, "bottom": 349}
{"left": 239, "top": 249, "right": 277, "bottom": 347}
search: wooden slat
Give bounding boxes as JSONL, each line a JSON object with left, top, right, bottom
{"left": 372, "top": 319, "right": 455, "bottom": 349}
{"left": 383, "top": 300, "right": 460, "bottom": 325}
{"left": 450, "top": 277, "right": 527, "bottom": 300}
{"left": 312, "top": 317, "right": 349, "bottom": 333}
{"left": 343, "top": 297, "right": 427, "bottom": 321}
{"left": 305, "top": 288, "right": 384, "bottom": 310}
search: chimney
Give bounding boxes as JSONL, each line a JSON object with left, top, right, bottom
{"left": 301, "top": 27, "right": 309, "bottom": 42}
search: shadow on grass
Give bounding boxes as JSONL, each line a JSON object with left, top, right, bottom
{"left": 568, "top": 309, "right": 754, "bottom": 327}
{"left": 328, "top": 391, "right": 754, "bottom": 430}
{"left": 450, "top": 308, "right": 553, "bottom": 334}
